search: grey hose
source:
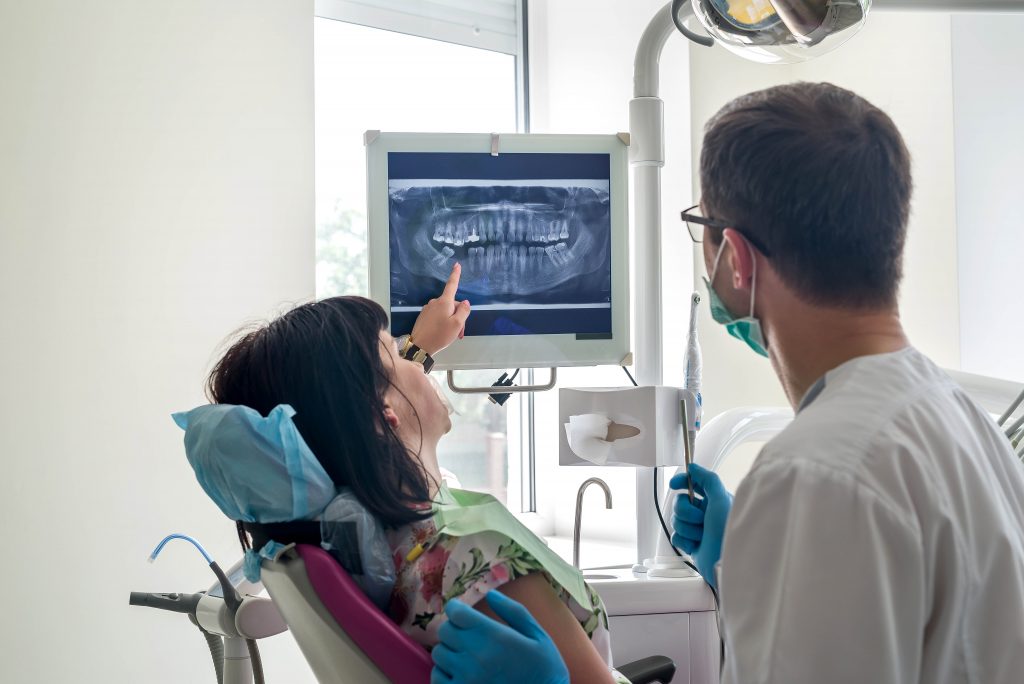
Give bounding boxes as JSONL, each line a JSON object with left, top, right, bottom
{"left": 247, "top": 639, "right": 265, "bottom": 684}
{"left": 200, "top": 628, "right": 225, "bottom": 684}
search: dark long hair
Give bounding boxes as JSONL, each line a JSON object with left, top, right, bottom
{"left": 206, "top": 296, "right": 432, "bottom": 528}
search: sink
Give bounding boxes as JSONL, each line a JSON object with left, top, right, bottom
{"left": 583, "top": 573, "right": 617, "bottom": 580}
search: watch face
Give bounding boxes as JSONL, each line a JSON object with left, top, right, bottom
{"left": 396, "top": 335, "right": 411, "bottom": 352}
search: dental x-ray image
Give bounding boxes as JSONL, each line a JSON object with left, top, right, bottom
{"left": 387, "top": 152, "right": 612, "bottom": 338}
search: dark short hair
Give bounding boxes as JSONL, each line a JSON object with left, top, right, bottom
{"left": 206, "top": 296, "right": 432, "bottom": 528}
{"left": 700, "top": 82, "right": 912, "bottom": 308}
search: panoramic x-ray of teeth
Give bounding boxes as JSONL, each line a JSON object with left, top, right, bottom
{"left": 388, "top": 182, "right": 611, "bottom": 310}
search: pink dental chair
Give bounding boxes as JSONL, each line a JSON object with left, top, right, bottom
{"left": 260, "top": 543, "right": 430, "bottom": 683}
{"left": 258, "top": 542, "right": 677, "bottom": 683}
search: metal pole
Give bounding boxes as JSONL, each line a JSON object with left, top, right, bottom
{"left": 630, "top": 2, "right": 676, "bottom": 565}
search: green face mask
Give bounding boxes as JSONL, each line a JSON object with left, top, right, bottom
{"left": 703, "top": 240, "right": 769, "bottom": 358}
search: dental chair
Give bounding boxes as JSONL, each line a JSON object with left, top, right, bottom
{"left": 256, "top": 539, "right": 678, "bottom": 683}
{"left": 173, "top": 402, "right": 675, "bottom": 682}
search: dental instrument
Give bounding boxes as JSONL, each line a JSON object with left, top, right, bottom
{"left": 130, "top": 533, "right": 287, "bottom": 684}
{"left": 682, "top": 291, "right": 703, "bottom": 504}
{"left": 682, "top": 401, "right": 696, "bottom": 506}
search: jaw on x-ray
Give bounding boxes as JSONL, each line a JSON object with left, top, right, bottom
{"left": 389, "top": 181, "right": 611, "bottom": 318}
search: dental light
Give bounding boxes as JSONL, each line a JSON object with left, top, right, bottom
{"left": 689, "top": 0, "right": 869, "bottom": 64}
{"left": 673, "top": 0, "right": 1024, "bottom": 64}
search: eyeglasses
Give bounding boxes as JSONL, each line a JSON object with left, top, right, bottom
{"left": 680, "top": 204, "right": 772, "bottom": 257}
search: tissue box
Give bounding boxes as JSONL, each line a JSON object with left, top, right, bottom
{"left": 558, "top": 386, "right": 692, "bottom": 467}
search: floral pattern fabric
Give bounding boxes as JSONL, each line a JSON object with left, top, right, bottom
{"left": 387, "top": 519, "right": 631, "bottom": 684}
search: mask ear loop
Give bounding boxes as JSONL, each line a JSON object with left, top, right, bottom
{"left": 709, "top": 238, "right": 728, "bottom": 284}
{"left": 747, "top": 248, "right": 758, "bottom": 319}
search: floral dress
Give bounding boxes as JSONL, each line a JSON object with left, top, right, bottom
{"left": 387, "top": 518, "right": 631, "bottom": 684}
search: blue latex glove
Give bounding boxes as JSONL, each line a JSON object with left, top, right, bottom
{"left": 431, "top": 591, "right": 569, "bottom": 684}
{"left": 669, "top": 462, "right": 733, "bottom": 591}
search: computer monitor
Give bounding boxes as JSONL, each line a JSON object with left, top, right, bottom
{"left": 366, "top": 131, "right": 630, "bottom": 370}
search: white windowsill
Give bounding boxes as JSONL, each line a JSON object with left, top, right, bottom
{"left": 542, "top": 535, "right": 634, "bottom": 570}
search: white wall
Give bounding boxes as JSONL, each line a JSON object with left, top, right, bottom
{"left": 688, "top": 13, "right": 961, "bottom": 417}
{"left": 952, "top": 15, "right": 1024, "bottom": 383}
{"left": 0, "top": 2, "right": 315, "bottom": 681}
{"left": 527, "top": 0, "right": 694, "bottom": 554}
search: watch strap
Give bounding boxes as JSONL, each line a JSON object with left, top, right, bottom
{"left": 399, "top": 337, "right": 434, "bottom": 373}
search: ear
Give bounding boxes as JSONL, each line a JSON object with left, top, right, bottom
{"left": 722, "top": 228, "right": 756, "bottom": 291}
{"left": 382, "top": 406, "right": 400, "bottom": 429}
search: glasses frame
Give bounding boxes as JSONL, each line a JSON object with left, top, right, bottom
{"left": 680, "top": 204, "right": 772, "bottom": 257}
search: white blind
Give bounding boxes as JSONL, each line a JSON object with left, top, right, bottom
{"left": 315, "top": 0, "right": 520, "bottom": 55}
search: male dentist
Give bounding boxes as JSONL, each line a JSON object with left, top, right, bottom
{"left": 430, "top": 83, "right": 1024, "bottom": 684}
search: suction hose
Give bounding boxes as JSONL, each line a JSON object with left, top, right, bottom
{"left": 247, "top": 639, "right": 265, "bottom": 684}
{"left": 199, "top": 627, "right": 225, "bottom": 684}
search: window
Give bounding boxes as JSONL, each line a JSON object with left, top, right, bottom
{"left": 314, "top": 1, "right": 528, "bottom": 507}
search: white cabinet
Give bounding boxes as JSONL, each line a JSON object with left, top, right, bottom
{"left": 589, "top": 569, "right": 720, "bottom": 683}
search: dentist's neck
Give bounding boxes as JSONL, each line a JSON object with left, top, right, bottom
{"left": 764, "top": 279, "right": 909, "bottom": 409}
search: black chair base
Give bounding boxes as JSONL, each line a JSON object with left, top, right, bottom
{"left": 617, "top": 655, "right": 677, "bottom": 683}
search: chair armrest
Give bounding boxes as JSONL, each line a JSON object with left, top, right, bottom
{"left": 615, "top": 655, "right": 676, "bottom": 683}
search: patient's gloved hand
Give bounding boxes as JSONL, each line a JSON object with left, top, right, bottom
{"left": 670, "top": 463, "right": 733, "bottom": 591}
{"left": 431, "top": 591, "right": 569, "bottom": 684}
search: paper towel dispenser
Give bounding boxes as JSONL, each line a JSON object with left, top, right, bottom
{"left": 559, "top": 386, "right": 698, "bottom": 467}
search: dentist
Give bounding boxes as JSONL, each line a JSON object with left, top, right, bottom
{"left": 431, "top": 82, "right": 1024, "bottom": 684}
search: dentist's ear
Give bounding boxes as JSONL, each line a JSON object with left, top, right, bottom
{"left": 382, "top": 406, "right": 400, "bottom": 429}
{"left": 722, "top": 228, "right": 757, "bottom": 291}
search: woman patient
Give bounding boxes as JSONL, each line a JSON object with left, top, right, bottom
{"left": 203, "top": 264, "right": 626, "bottom": 683}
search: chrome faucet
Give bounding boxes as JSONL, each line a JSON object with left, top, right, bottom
{"left": 573, "top": 478, "right": 613, "bottom": 569}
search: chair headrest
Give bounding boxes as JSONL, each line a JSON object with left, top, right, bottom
{"left": 173, "top": 403, "right": 336, "bottom": 523}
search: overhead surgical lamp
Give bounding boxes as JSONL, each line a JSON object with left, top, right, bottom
{"left": 672, "top": 0, "right": 1024, "bottom": 64}
{"left": 681, "top": 0, "right": 870, "bottom": 63}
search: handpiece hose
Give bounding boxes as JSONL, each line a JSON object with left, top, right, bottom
{"left": 129, "top": 591, "right": 204, "bottom": 615}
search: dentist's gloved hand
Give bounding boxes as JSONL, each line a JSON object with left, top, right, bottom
{"left": 431, "top": 590, "right": 569, "bottom": 684}
{"left": 670, "top": 463, "right": 733, "bottom": 591}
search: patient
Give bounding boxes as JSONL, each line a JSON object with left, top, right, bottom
{"left": 203, "top": 267, "right": 627, "bottom": 683}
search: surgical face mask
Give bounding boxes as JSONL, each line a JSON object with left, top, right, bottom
{"left": 703, "top": 240, "right": 768, "bottom": 358}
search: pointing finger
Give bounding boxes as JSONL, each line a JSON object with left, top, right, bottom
{"left": 441, "top": 263, "right": 462, "bottom": 300}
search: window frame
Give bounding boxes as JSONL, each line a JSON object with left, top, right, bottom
{"left": 314, "top": 0, "right": 530, "bottom": 133}
{"left": 313, "top": 0, "right": 542, "bottom": 519}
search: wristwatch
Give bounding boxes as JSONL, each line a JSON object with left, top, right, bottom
{"left": 396, "top": 335, "right": 435, "bottom": 374}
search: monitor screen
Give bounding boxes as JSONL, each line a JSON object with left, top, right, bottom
{"left": 366, "top": 132, "right": 629, "bottom": 370}
{"left": 387, "top": 152, "right": 612, "bottom": 338}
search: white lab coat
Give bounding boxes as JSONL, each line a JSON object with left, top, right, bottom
{"left": 720, "top": 347, "right": 1024, "bottom": 684}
